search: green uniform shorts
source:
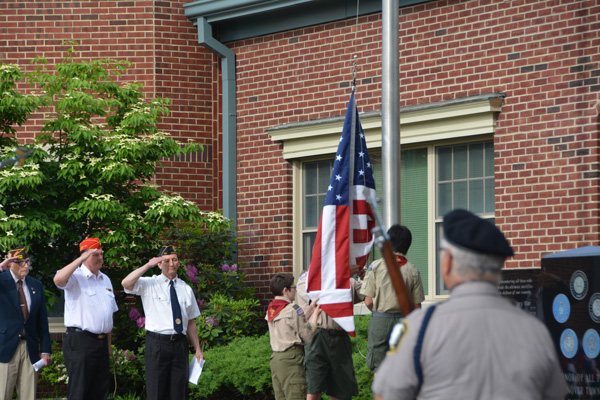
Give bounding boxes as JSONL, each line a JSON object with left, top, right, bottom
{"left": 270, "top": 345, "right": 306, "bottom": 400}
{"left": 304, "top": 329, "right": 358, "bottom": 400}
{"left": 367, "top": 313, "right": 403, "bottom": 372}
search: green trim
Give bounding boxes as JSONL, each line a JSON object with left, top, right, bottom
{"left": 184, "top": 0, "right": 430, "bottom": 42}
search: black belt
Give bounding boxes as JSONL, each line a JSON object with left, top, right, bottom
{"left": 67, "top": 327, "right": 108, "bottom": 340}
{"left": 146, "top": 331, "right": 186, "bottom": 341}
{"left": 318, "top": 328, "right": 347, "bottom": 336}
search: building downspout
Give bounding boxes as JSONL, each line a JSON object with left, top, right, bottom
{"left": 196, "top": 17, "right": 237, "bottom": 225}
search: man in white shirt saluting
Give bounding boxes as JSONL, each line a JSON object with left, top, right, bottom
{"left": 122, "top": 243, "right": 203, "bottom": 400}
{"left": 54, "top": 238, "right": 118, "bottom": 400}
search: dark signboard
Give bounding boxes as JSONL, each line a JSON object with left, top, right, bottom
{"left": 499, "top": 246, "right": 600, "bottom": 400}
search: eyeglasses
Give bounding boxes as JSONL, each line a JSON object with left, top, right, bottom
{"left": 288, "top": 286, "right": 296, "bottom": 290}
{"left": 14, "top": 260, "right": 31, "bottom": 266}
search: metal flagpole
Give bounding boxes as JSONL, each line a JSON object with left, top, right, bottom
{"left": 381, "top": 0, "right": 401, "bottom": 227}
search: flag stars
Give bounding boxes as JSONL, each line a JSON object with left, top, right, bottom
{"left": 358, "top": 169, "right": 364, "bottom": 176}
{"left": 367, "top": 162, "right": 371, "bottom": 168}
{"left": 328, "top": 185, "right": 333, "bottom": 191}
{"left": 359, "top": 133, "right": 364, "bottom": 139}
{"left": 335, "top": 175, "right": 342, "bottom": 181}
{"left": 358, "top": 151, "right": 364, "bottom": 158}
{"left": 336, "top": 155, "right": 342, "bottom": 162}
{"left": 336, "top": 194, "right": 342, "bottom": 202}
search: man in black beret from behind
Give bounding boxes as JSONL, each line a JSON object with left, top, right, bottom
{"left": 373, "top": 209, "right": 567, "bottom": 400}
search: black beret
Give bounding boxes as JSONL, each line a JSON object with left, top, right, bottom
{"left": 158, "top": 243, "right": 177, "bottom": 257}
{"left": 443, "top": 209, "right": 514, "bottom": 257}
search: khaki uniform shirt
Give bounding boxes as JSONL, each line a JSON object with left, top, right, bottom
{"left": 296, "top": 272, "right": 364, "bottom": 331}
{"left": 360, "top": 255, "right": 425, "bottom": 313}
{"left": 266, "top": 296, "right": 316, "bottom": 352}
{"left": 372, "top": 281, "right": 568, "bottom": 400}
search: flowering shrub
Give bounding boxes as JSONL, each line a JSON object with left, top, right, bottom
{"left": 39, "top": 342, "right": 146, "bottom": 398}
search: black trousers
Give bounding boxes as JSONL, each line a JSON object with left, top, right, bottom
{"left": 145, "top": 332, "right": 189, "bottom": 400}
{"left": 63, "top": 329, "right": 110, "bottom": 400}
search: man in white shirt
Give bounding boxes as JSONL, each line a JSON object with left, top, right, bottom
{"left": 54, "top": 238, "right": 118, "bottom": 400}
{"left": 122, "top": 243, "right": 203, "bottom": 400}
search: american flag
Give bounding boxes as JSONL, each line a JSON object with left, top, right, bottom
{"left": 306, "top": 92, "right": 376, "bottom": 336}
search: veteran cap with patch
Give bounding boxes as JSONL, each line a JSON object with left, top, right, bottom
{"left": 80, "top": 238, "right": 101, "bottom": 252}
{"left": 158, "top": 243, "right": 177, "bottom": 257}
{"left": 8, "top": 246, "right": 29, "bottom": 260}
{"left": 443, "top": 209, "right": 514, "bottom": 257}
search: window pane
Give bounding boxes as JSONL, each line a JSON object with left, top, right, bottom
{"left": 438, "top": 147, "right": 452, "bottom": 181}
{"left": 469, "top": 179, "right": 484, "bottom": 214}
{"left": 453, "top": 145, "right": 468, "bottom": 179}
{"left": 318, "top": 161, "right": 331, "bottom": 191}
{"left": 485, "top": 142, "right": 494, "bottom": 177}
{"left": 453, "top": 181, "right": 468, "bottom": 210}
{"left": 305, "top": 163, "right": 318, "bottom": 195}
{"left": 304, "top": 196, "right": 319, "bottom": 228}
{"left": 435, "top": 222, "right": 449, "bottom": 295}
{"left": 469, "top": 143, "right": 484, "bottom": 178}
{"left": 303, "top": 232, "right": 317, "bottom": 271}
{"left": 438, "top": 182, "right": 452, "bottom": 217}
{"left": 485, "top": 178, "right": 495, "bottom": 213}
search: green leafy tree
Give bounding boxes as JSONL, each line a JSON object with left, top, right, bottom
{"left": 0, "top": 49, "right": 204, "bottom": 293}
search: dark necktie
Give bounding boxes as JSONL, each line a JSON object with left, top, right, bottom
{"left": 170, "top": 280, "right": 183, "bottom": 334}
{"left": 17, "top": 280, "right": 28, "bottom": 320}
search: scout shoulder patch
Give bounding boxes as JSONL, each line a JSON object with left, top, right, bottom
{"left": 387, "top": 319, "right": 409, "bottom": 354}
{"left": 293, "top": 304, "right": 305, "bottom": 317}
{"left": 367, "top": 259, "right": 383, "bottom": 272}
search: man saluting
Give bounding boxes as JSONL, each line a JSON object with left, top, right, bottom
{"left": 122, "top": 243, "right": 203, "bottom": 400}
{"left": 54, "top": 238, "right": 118, "bottom": 400}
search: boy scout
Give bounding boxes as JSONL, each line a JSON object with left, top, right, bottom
{"left": 266, "top": 273, "right": 320, "bottom": 400}
{"left": 360, "top": 224, "right": 425, "bottom": 373}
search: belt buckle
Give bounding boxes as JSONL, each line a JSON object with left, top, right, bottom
{"left": 98, "top": 334, "right": 107, "bottom": 340}
{"left": 169, "top": 334, "right": 177, "bottom": 341}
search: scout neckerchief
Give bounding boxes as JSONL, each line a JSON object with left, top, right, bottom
{"left": 267, "top": 299, "right": 289, "bottom": 322}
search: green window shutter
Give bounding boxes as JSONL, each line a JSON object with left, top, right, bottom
{"left": 401, "top": 148, "right": 429, "bottom": 296}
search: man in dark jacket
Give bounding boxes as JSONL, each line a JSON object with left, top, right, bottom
{"left": 0, "top": 246, "right": 51, "bottom": 400}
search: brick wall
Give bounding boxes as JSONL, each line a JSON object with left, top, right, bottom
{"left": 230, "top": 0, "right": 600, "bottom": 302}
{"left": 2, "top": 0, "right": 599, "bottom": 305}
{"left": 0, "top": 0, "right": 218, "bottom": 209}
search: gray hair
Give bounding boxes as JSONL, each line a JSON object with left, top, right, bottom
{"left": 441, "top": 238, "right": 504, "bottom": 281}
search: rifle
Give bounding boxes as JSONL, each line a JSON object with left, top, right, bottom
{"left": 367, "top": 197, "right": 415, "bottom": 317}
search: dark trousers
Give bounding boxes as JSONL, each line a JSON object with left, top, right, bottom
{"left": 145, "top": 332, "right": 189, "bottom": 400}
{"left": 63, "top": 329, "right": 110, "bottom": 400}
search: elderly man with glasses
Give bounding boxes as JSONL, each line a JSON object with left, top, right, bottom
{"left": 0, "top": 246, "right": 51, "bottom": 400}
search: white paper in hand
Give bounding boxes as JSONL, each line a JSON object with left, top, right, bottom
{"left": 188, "top": 357, "right": 205, "bottom": 385}
{"left": 33, "top": 359, "right": 45, "bottom": 372}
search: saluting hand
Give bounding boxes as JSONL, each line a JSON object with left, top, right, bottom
{"left": 0, "top": 256, "right": 17, "bottom": 271}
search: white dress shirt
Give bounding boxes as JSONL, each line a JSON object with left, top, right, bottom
{"left": 57, "top": 264, "right": 118, "bottom": 334}
{"left": 125, "top": 274, "right": 201, "bottom": 335}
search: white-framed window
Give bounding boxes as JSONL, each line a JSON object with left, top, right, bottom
{"left": 295, "top": 138, "right": 495, "bottom": 299}
{"left": 273, "top": 93, "right": 504, "bottom": 301}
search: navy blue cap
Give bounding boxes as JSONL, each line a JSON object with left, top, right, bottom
{"left": 443, "top": 209, "right": 514, "bottom": 257}
{"left": 158, "top": 243, "right": 177, "bottom": 257}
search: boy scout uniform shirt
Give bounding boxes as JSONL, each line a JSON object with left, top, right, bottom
{"left": 125, "top": 274, "right": 200, "bottom": 335}
{"left": 58, "top": 264, "right": 118, "bottom": 334}
{"left": 266, "top": 296, "right": 315, "bottom": 352}
{"left": 361, "top": 256, "right": 425, "bottom": 313}
{"left": 296, "top": 273, "right": 364, "bottom": 331}
{"left": 372, "top": 281, "right": 568, "bottom": 400}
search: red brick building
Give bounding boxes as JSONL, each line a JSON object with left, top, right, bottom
{"left": 2, "top": 0, "right": 599, "bottom": 308}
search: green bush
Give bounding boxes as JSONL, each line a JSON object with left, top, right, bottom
{"left": 39, "top": 342, "right": 146, "bottom": 398}
{"left": 188, "top": 315, "right": 374, "bottom": 400}
{"left": 189, "top": 333, "right": 273, "bottom": 400}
